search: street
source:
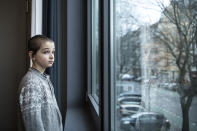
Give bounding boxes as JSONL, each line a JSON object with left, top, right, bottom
{"left": 115, "top": 81, "right": 197, "bottom": 131}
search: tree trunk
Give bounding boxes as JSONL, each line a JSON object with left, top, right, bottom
{"left": 181, "top": 98, "right": 190, "bottom": 131}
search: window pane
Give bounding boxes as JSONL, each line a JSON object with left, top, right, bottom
{"left": 92, "top": 0, "right": 100, "bottom": 104}
{"left": 111, "top": 0, "right": 197, "bottom": 131}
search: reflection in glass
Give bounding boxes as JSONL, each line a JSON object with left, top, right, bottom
{"left": 111, "top": 0, "right": 197, "bottom": 131}
{"left": 92, "top": 0, "right": 100, "bottom": 104}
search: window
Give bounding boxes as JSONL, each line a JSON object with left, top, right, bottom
{"left": 87, "top": 0, "right": 101, "bottom": 115}
{"left": 110, "top": 0, "right": 197, "bottom": 131}
{"left": 91, "top": 0, "right": 100, "bottom": 104}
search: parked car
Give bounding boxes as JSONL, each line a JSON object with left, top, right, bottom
{"left": 120, "top": 112, "right": 171, "bottom": 131}
{"left": 118, "top": 92, "right": 142, "bottom": 98}
{"left": 143, "top": 79, "right": 150, "bottom": 84}
{"left": 134, "top": 77, "right": 142, "bottom": 82}
{"left": 134, "top": 76, "right": 145, "bottom": 82}
{"left": 159, "top": 82, "right": 178, "bottom": 91}
{"left": 118, "top": 96, "right": 142, "bottom": 106}
{"left": 119, "top": 104, "right": 145, "bottom": 116}
{"left": 121, "top": 74, "right": 134, "bottom": 81}
{"left": 159, "top": 82, "right": 169, "bottom": 89}
{"left": 117, "top": 92, "right": 144, "bottom": 109}
{"left": 168, "top": 83, "right": 178, "bottom": 91}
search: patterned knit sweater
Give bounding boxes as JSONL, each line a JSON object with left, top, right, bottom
{"left": 17, "top": 68, "right": 63, "bottom": 131}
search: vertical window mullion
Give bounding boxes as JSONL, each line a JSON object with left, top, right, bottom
{"left": 101, "top": 0, "right": 111, "bottom": 131}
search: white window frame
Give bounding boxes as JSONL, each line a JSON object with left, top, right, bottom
{"left": 30, "top": 0, "right": 43, "bottom": 67}
{"left": 31, "top": 0, "right": 43, "bottom": 36}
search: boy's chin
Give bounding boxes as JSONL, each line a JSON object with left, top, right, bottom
{"left": 47, "top": 64, "right": 53, "bottom": 67}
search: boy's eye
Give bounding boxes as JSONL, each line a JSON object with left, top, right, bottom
{"left": 43, "top": 50, "right": 55, "bottom": 54}
{"left": 43, "top": 50, "right": 50, "bottom": 54}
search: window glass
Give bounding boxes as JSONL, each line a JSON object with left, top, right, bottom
{"left": 111, "top": 0, "right": 197, "bottom": 131}
{"left": 92, "top": 0, "right": 100, "bottom": 104}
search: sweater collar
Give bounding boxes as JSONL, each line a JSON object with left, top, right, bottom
{"left": 29, "top": 67, "right": 50, "bottom": 80}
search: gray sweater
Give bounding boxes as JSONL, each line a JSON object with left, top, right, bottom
{"left": 18, "top": 68, "right": 63, "bottom": 131}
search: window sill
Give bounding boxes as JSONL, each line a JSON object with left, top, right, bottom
{"left": 64, "top": 107, "right": 97, "bottom": 131}
{"left": 88, "top": 94, "right": 99, "bottom": 116}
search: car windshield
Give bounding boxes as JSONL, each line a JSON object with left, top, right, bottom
{"left": 126, "top": 107, "right": 139, "bottom": 111}
{"left": 119, "top": 94, "right": 141, "bottom": 97}
{"left": 121, "top": 98, "right": 141, "bottom": 102}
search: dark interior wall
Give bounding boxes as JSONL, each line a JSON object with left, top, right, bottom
{"left": 0, "top": 0, "right": 26, "bottom": 130}
{"left": 67, "top": 0, "right": 86, "bottom": 108}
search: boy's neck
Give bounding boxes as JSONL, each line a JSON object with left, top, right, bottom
{"left": 32, "top": 65, "right": 45, "bottom": 74}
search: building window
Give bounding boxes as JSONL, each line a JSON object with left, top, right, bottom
{"left": 111, "top": 0, "right": 197, "bottom": 131}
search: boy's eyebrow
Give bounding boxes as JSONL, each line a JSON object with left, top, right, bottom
{"left": 42, "top": 48, "right": 55, "bottom": 50}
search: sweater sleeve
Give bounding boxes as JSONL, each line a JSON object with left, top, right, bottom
{"left": 19, "top": 81, "right": 45, "bottom": 131}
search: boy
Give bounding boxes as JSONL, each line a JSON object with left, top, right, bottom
{"left": 18, "top": 35, "right": 63, "bottom": 131}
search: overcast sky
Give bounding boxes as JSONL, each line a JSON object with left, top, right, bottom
{"left": 116, "top": 0, "right": 170, "bottom": 34}
{"left": 130, "top": 0, "right": 170, "bottom": 24}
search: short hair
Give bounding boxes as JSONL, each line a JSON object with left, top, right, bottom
{"left": 28, "top": 35, "right": 54, "bottom": 56}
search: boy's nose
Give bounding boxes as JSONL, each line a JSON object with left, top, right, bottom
{"left": 50, "top": 53, "right": 54, "bottom": 59}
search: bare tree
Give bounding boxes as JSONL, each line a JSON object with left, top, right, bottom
{"left": 118, "top": 29, "right": 141, "bottom": 76}
{"left": 152, "top": 0, "right": 197, "bottom": 130}
{"left": 115, "top": 0, "right": 142, "bottom": 78}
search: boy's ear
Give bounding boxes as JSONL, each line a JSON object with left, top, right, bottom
{"left": 28, "top": 51, "right": 34, "bottom": 60}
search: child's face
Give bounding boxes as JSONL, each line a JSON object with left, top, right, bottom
{"left": 32, "top": 41, "right": 55, "bottom": 70}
